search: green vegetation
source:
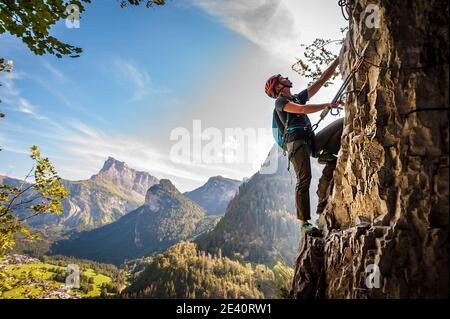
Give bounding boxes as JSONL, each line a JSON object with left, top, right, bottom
{"left": 122, "top": 241, "right": 293, "bottom": 299}
{"left": 52, "top": 179, "right": 140, "bottom": 230}
{"left": 11, "top": 226, "right": 64, "bottom": 258}
{"left": 0, "top": 0, "right": 91, "bottom": 58}
{"left": 0, "top": 255, "right": 119, "bottom": 299}
{"left": 40, "top": 254, "right": 126, "bottom": 291}
{"left": 0, "top": 146, "right": 68, "bottom": 258}
{"left": 0, "top": 0, "right": 166, "bottom": 59}
{"left": 0, "top": 172, "right": 147, "bottom": 233}
{"left": 292, "top": 38, "right": 342, "bottom": 86}
{"left": 67, "top": 178, "right": 141, "bottom": 208}
{"left": 0, "top": 145, "right": 68, "bottom": 301}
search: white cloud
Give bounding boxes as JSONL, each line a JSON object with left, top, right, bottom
{"left": 25, "top": 120, "right": 248, "bottom": 191}
{"left": 189, "top": 0, "right": 299, "bottom": 62}
{"left": 153, "top": 0, "right": 348, "bottom": 194}
{"left": 0, "top": 72, "right": 47, "bottom": 121}
{"left": 189, "top": 0, "right": 346, "bottom": 62}
{"left": 0, "top": 72, "right": 20, "bottom": 96}
{"left": 17, "top": 98, "right": 47, "bottom": 120}
{"left": 43, "top": 62, "right": 67, "bottom": 81}
{"left": 114, "top": 58, "right": 167, "bottom": 101}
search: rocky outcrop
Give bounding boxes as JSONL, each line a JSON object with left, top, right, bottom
{"left": 292, "top": 0, "right": 448, "bottom": 298}
{"left": 183, "top": 176, "right": 241, "bottom": 215}
{"left": 90, "top": 156, "right": 159, "bottom": 203}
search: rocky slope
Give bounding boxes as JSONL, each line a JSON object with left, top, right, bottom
{"left": 291, "top": 0, "right": 448, "bottom": 298}
{"left": 51, "top": 180, "right": 220, "bottom": 265}
{"left": 90, "top": 157, "right": 158, "bottom": 204}
{"left": 183, "top": 176, "right": 241, "bottom": 215}
{"left": 197, "top": 147, "right": 301, "bottom": 266}
{"left": 1, "top": 157, "right": 159, "bottom": 231}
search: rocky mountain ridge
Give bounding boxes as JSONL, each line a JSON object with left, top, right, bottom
{"left": 183, "top": 176, "right": 241, "bottom": 215}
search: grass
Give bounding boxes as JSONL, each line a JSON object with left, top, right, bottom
{"left": 82, "top": 268, "right": 111, "bottom": 297}
{"left": 0, "top": 261, "right": 113, "bottom": 299}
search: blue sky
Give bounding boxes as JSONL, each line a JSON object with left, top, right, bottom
{"left": 1, "top": 0, "right": 346, "bottom": 192}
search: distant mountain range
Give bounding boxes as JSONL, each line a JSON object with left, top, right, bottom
{"left": 1, "top": 157, "right": 244, "bottom": 232}
{"left": 183, "top": 176, "right": 241, "bottom": 215}
{"left": 1, "top": 157, "right": 159, "bottom": 231}
{"left": 51, "top": 179, "right": 221, "bottom": 265}
{"left": 196, "top": 146, "right": 301, "bottom": 266}
{"left": 4, "top": 148, "right": 311, "bottom": 267}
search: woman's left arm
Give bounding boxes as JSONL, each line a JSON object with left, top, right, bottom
{"left": 307, "top": 58, "right": 339, "bottom": 99}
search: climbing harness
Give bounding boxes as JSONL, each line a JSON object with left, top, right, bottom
{"left": 311, "top": 55, "right": 365, "bottom": 132}
{"left": 280, "top": 111, "right": 315, "bottom": 172}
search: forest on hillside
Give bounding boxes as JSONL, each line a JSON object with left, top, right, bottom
{"left": 122, "top": 241, "right": 293, "bottom": 299}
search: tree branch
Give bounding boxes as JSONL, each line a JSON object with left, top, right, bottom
{"left": 2, "top": 181, "right": 36, "bottom": 217}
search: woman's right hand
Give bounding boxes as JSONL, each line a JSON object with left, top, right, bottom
{"left": 329, "top": 101, "right": 342, "bottom": 109}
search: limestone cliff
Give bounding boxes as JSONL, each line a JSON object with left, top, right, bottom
{"left": 90, "top": 156, "right": 159, "bottom": 203}
{"left": 183, "top": 176, "right": 241, "bottom": 216}
{"left": 292, "top": 0, "right": 448, "bottom": 298}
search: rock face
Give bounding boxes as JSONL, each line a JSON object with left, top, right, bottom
{"left": 90, "top": 157, "right": 159, "bottom": 203}
{"left": 57, "top": 179, "right": 139, "bottom": 230}
{"left": 292, "top": 0, "right": 448, "bottom": 298}
{"left": 52, "top": 179, "right": 220, "bottom": 265}
{"left": 183, "top": 176, "right": 241, "bottom": 215}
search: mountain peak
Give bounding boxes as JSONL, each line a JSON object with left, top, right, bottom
{"left": 207, "top": 175, "right": 229, "bottom": 183}
{"left": 90, "top": 157, "right": 159, "bottom": 203}
{"left": 100, "top": 157, "right": 127, "bottom": 173}
{"left": 183, "top": 176, "right": 241, "bottom": 216}
{"left": 205, "top": 175, "right": 241, "bottom": 184}
{"left": 158, "top": 179, "right": 177, "bottom": 191}
{"left": 145, "top": 179, "right": 179, "bottom": 207}
{"left": 208, "top": 175, "right": 223, "bottom": 181}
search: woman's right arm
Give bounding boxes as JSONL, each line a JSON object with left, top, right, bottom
{"left": 283, "top": 101, "right": 337, "bottom": 114}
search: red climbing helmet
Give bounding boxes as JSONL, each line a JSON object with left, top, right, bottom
{"left": 265, "top": 74, "right": 282, "bottom": 98}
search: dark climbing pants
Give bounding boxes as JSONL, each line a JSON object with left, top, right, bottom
{"left": 314, "top": 118, "right": 344, "bottom": 156}
{"left": 287, "top": 118, "right": 344, "bottom": 221}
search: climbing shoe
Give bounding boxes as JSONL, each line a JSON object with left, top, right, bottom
{"left": 318, "top": 151, "right": 337, "bottom": 164}
{"left": 301, "top": 223, "right": 321, "bottom": 236}
{"left": 316, "top": 213, "right": 326, "bottom": 230}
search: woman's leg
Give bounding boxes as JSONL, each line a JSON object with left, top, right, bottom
{"left": 287, "top": 140, "right": 312, "bottom": 222}
{"left": 315, "top": 118, "right": 344, "bottom": 155}
{"left": 316, "top": 161, "right": 336, "bottom": 215}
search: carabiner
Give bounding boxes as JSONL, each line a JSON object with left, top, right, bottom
{"left": 330, "top": 108, "right": 340, "bottom": 116}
